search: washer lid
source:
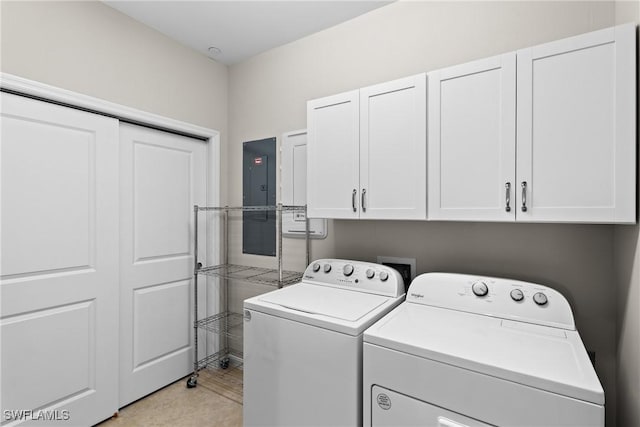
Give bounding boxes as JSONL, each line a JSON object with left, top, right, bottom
{"left": 245, "top": 283, "right": 404, "bottom": 335}
{"left": 259, "top": 283, "right": 389, "bottom": 321}
{"left": 364, "top": 303, "right": 604, "bottom": 405}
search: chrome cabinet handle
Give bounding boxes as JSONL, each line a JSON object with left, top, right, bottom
{"left": 361, "top": 189, "right": 367, "bottom": 212}
{"left": 521, "top": 181, "right": 528, "bottom": 212}
{"left": 505, "top": 182, "right": 511, "bottom": 212}
{"left": 352, "top": 189, "right": 357, "bottom": 212}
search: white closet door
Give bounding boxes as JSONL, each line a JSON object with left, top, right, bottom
{"left": 1, "top": 93, "right": 119, "bottom": 425}
{"left": 360, "top": 74, "right": 427, "bottom": 220}
{"left": 517, "top": 24, "right": 635, "bottom": 223}
{"left": 119, "top": 124, "right": 206, "bottom": 407}
{"left": 428, "top": 53, "right": 516, "bottom": 221}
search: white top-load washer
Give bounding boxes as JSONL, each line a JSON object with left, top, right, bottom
{"left": 363, "top": 273, "right": 604, "bottom": 427}
{"left": 243, "top": 259, "right": 405, "bottom": 427}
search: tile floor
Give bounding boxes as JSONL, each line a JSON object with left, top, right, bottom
{"left": 99, "top": 367, "right": 243, "bottom": 427}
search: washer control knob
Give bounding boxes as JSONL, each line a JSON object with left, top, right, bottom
{"left": 343, "top": 264, "right": 354, "bottom": 276}
{"left": 379, "top": 271, "right": 389, "bottom": 282}
{"left": 312, "top": 263, "right": 321, "bottom": 273}
{"left": 510, "top": 289, "right": 524, "bottom": 302}
{"left": 472, "top": 281, "right": 489, "bottom": 297}
{"left": 323, "top": 264, "right": 332, "bottom": 273}
{"left": 366, "top": 269, "right": 375, "bottom": 279}
{"left": 533, "top": 292, "right": 548, "bottom": 306}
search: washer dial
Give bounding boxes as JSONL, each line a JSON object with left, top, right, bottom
{"left": 323, "top": 264, "right": 332, "bottom": 273}
{"left": 312, "top": 263, "right": 321, "bottom": 273}
{"left": 379, "top": 271, "right": 389, "bottom": 282}
{"left": 472, "top": 281, "right": 489, "bottom": 297}
{"left": 366, "top": 269, "right": 375, "bottom": 279}
{"left": 510, "top": 289, "right": 524, "bottom": 302}
{"left": 343, "top": 264, "right": 354, "bottom": 277}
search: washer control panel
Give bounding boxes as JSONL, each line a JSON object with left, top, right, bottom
{"left": 302, "top": 259, "right": 404, "bottom": 297}
{"left": 406, "top": 273, "right": 575, "bottom": 330}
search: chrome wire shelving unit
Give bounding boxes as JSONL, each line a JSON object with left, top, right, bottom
{"left": 193, "top": 312, "right": 244, "bottom": 371}
{"left": 195, "top": 311, "right": 244, "bottom": 339}
{"left": 198, "top": 264, "right": 303, "bottom": 287}
{"left": 187, "top": 204, "right": 309, "bottom": 388}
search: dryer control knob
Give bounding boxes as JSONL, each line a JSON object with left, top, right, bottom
{"left": 472, "top": 281, "right": 489, "bottom": 297}
{"left": 312, "top": 263, "right": 321, "bottom": 272}
{"left": 533, "top": 292, "right": 548, "bottom": 306}
{"left": 366, "top": 269, "right": 375, "bottom": 279}
{"left": 379, "top": 271, "right": 389, "bottom": 282}
{"left": 323, "top": 264, "right": 332, "bottom": 273}
{"left": 510, "top": 289, "right": 524, "bottom": 302}
{"left": 343, "top": 264, "right": 354, "bottom": 276}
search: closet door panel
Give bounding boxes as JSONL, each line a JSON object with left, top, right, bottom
{"left": 1, "top": 92, "right": 119, "bottom": 426}
{"left": 119, "top": 124, "right": 207, "bottom": 406}
{"left": 119, "top": 124, "right": 206, "bottom": 407}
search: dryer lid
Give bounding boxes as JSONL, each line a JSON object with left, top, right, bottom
{"left": 258, "top": 283, "right": 390, "bottom": 322}
{"left": 364, "top": 303, "right": 604, "bottom": 405}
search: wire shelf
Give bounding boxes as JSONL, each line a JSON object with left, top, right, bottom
{"left": 198, "top": 264, "right": 303, "bottom": 287}
{"left": 196, "top": 204, "right": 306, "bottom": 212}
{"left": 188, "top": 203, "right": 309, "bottom": 387}
{"left": 195, "top": 312, "right": 244, "bottom": 339}
{"left": 196, "top": 348, "right": 244, "bottom": 371}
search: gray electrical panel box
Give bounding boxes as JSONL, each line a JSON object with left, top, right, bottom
{"left": 243, "top": 137, "right": 276, "bottom": 256}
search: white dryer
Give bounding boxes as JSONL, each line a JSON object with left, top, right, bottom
{"left": 243, "top": 259, "right": 405, "bottom": 427}
{"left": 363, "top": 273, "right": 604, "bottom": 427}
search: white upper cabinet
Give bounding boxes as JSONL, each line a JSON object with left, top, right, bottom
{"left": 429, "top": 23, "right": 635, "bottom": 223}
{"left": 360, "top": 74, "right": 427, "bottom": 219}
{"left": 307, "top": 74, "right": 427, "bottom": 220}
{"left": 307, "top": 90, "right": 360, "bottom": 219}
{"left": 517, "top": 24, "right": 635, "bottom": 223}
{"left": 428, "top": 53, "right": 516, "bottom": 221}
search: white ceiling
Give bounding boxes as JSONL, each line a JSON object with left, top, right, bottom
{"left": 103, "top": 1, "right": 393, "bottom": 65}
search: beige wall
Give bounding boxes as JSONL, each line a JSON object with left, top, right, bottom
{"left": 1, "top": 0, "right": 229, "bottom": 202}
{"left": 614, "top": 1, "right": 640, "bottom": 426}
{"left": 228, "top": 2, "right": 623, "bottom": 425}
{"left": 0, "top": 0, "right": 227, "bottom": 134}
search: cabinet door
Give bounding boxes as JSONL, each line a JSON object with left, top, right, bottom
{"left": 517, "top": 24, "right": 635, "bottom": 223}
{"left": 428, "top": 54, "right": 516, "bottom": 221}
{"left": 1, "top": 93, "right": 118, "bottom": 425}
{"left": 360, "top": 74, "right": 427, "bottom": 219}
{"left": 307, "top": 91, "right": 360, "bottom": 219}
{"left": 281, "top": 130, "right": 328, "bottom": 238}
